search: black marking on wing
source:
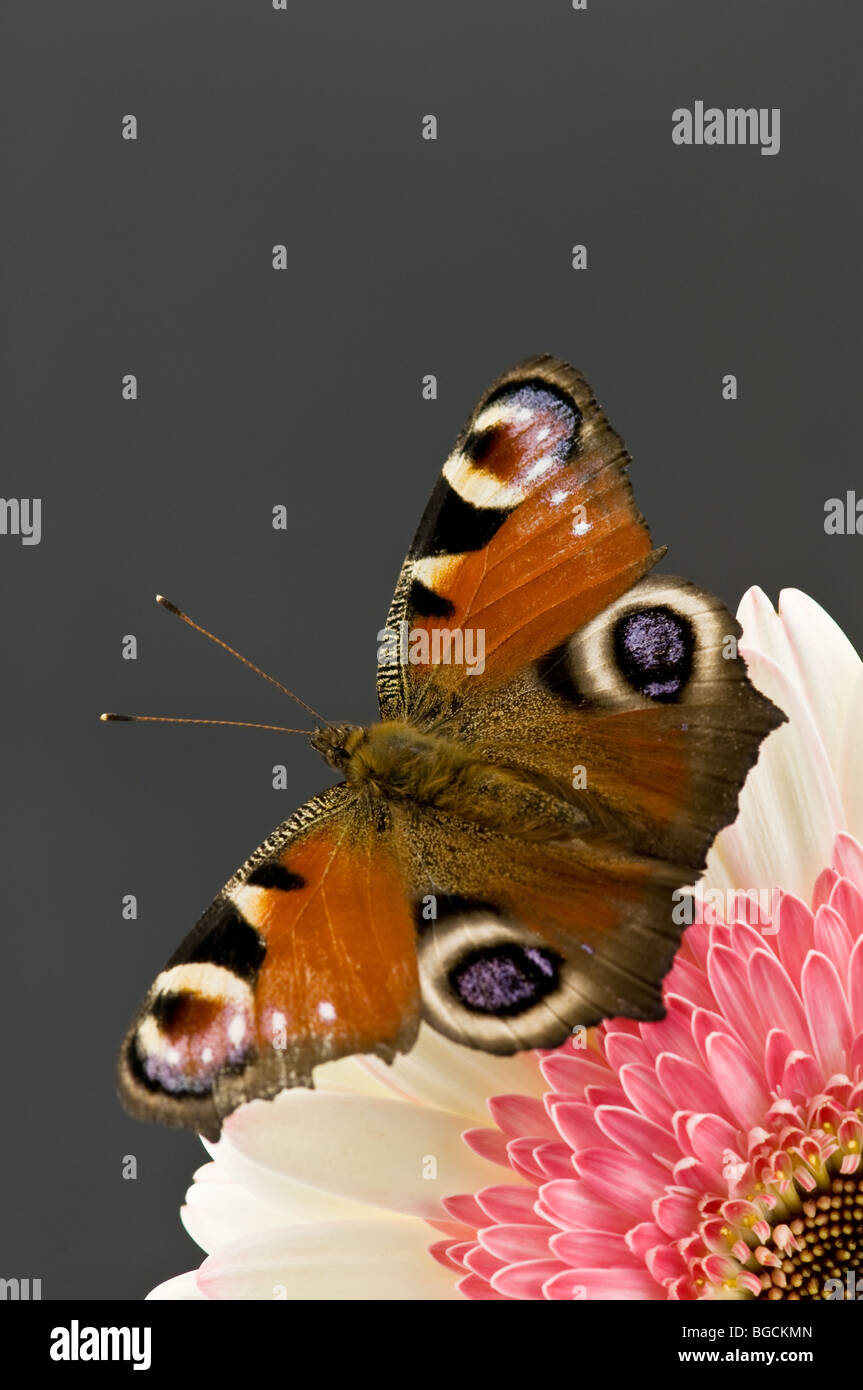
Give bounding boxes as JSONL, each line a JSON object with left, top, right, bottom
{"left": 246, "top": 863, "right": 306, "bottom": 892}
{"left": 409, "top": 578, "right": 456, "bottom": 620}
{"left": 169, "top": 907, "right": 267, "bottom": 983}
{"left": 413, "top": 478, "right": 513, "bottom": 559}
{"left": 413, "top": 893, "right": 503, "bottom": 935}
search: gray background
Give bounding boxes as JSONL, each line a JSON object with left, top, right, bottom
{"left": 1, "top": 1, "right": 860, "bottom": 1300}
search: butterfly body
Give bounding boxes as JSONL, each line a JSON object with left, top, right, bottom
{"left": 117, "top": 357, "right": 784, "bottom": 1139}
{"left": 316, "top": 718, "right": 589, "bottom": 841}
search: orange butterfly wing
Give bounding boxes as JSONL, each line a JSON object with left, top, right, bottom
{"left": 117, "top": 787, "right": 419, "bottom": 1138}
{"left": 378, "top": 356, "right": 660, "bottom": 714}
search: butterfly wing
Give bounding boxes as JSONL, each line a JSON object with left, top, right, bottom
{"left": 397, "top": 584, "right": 784, "bottom": 1051}
{"left": 374, "top": 358, "right": 784, "bottom": 1048}
{"left": 377, "top": 355, "right": 660, "bottom": 717}
{"left": 400, "top": 801, "right": 686, "bottom": 1049}
{"left": 117, "top": 785, "right": 420, "bottom": 1138}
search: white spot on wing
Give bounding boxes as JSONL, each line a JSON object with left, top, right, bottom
{"left": 523, "top": 455, "right": 555, "bottom": 483}
{"left": 227, "top": 1014, "right": 247, "bottom": 1047}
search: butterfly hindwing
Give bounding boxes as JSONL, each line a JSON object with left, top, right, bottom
{"left": 117, "top": 786, "right": 420, "bottom": 1138}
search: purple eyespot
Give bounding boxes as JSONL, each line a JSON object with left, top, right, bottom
{"left": 449, "top": 944, "right": 561, "bottom": 1016}
{"left": 613, "top": 605, "right": 694, "bottom": 701}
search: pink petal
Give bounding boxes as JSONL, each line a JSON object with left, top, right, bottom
{"left": 708, "top": 945, "right": 766, "bottom": 1060}
{"left": 663, "top": 958, "right": 716, "bottom": 1012}
{"left": 462, "top": 1127, "right": 518, "bottom": 1169}
{"left": 428, "top": 1240, "right": 465, "bottom": 1271}
{"left": 568, "top": 1266, "right": 664, "bottom": 1299}
{"left": 626, "top": 1220, "right": 667, "bottom": 1260}
{"left": 801, "top": 951, "right": 854, "bottom": 1075}
{"left": 685, "top": 1112, "right": 742, "bottom": 1174}
{"left": 603, "top": 1031, "right": 650, "bottom": 1071}
{"left": 489, "top": 1094, "right": 558, "bottom": 1139}
{"left": 540, "top": 1054, "right": 614, "bottom": 1095}
{"left": 441, "top": 1193, "right": 486, "bottom": 1228}
{"left": 534, "top": 1141, "right": 578, "bottom": 1179}
{"left": 463, "top": 1244, "right": 507, "bottom": 1280}
{"left": 763, "top": 1029, "right": 796, "bottom": 1091}
{"left": 812, "top": 868, "right": 839, "bottom": 908}
{"left": 458, "top": 1273, "right": 511, "bottom": 1300}
{"left": 594, "top": 1105, "right": 679, "bottom": 1166}
{"left": 848, "top": 936, "right": 863, "bottom": 1031}
{"left": 478, "top": 1224, "right": 552, "bottom": 1262}
{"left": 550, "top": 1228, "right": 634, "bottom": 1264}
{"left": 814, "top": 905, "right": 854, "bottom": 977}
{"left": 654, "top": 1189, "right": 701, "bottom": 1238}
{"left": 725, "top": 915, "right": 770, "bottom": 958}
{"left": 475, "top": 1184, "right": 539, "bottom": 1224}
{"left": 540, "top": 1179, "right": 635, "bottom": 1234}
{"left": 618, "top": 1064, "right": 676, "bottom": 1127}
{"left": 574, "top": 1147, "right": 669, "bottom": 1218}
{"left": 638, "top": 1003, "right": 702, "bottom": 1067}
{"left": 491, "top": 1259, "right": 568, "bottom": 1300}
{"left": 550, "top": 1100, "right": 605, "bottom": 1151}
{"left": 705, "top": 1032, "right": 770, "bottom": 1129}
{"left": 783, "top": 1050, "right": 824, "bottom": 1095}
{"left": 655, "top": 1052, "right": 731, "bottom": 1121}
{"left": 748, "top": 948, "right": 809, "bottom": 1046}
{"left": 645, "top": 1244, "right": 688, "bottom": 1283}
{"left": 689, "top": 1007, "right": 744, "bottom": 1064}
{"left": 834, "top": 833, "right": 863, "bottom": 890}
{"left": 830, "top": 877, "right": 863, "bottom": 939}
{"left": 775, "top": 893, "right": 815, "bottom": 981}
{"left": 541, "top": 1269, "right": 592, "bottom": 1299}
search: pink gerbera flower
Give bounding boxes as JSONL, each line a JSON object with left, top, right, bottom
{"left": 433, "top": 831, "right": 863, "bottom": 1300}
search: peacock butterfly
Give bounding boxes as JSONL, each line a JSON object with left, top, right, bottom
{"left": 112, "top": 357, "right": 784, "bottom": 1139}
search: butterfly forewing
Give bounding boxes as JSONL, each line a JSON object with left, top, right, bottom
{"left": 117, "top": 785, "right": 420, "bottom": 1138}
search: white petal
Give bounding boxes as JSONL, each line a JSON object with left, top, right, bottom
{"left": 215, "top": 1088, "right": 516, "bottom": 1219}
{"left": 197, "top": 1218, "right": 461, "bottom": 1300}
{"left": 362, "top": 1023, "right": 547, "bottom": 1116}
{"left": 145, "top": 1271, "right": 206, "bottom": 1301}
{"left": 706, "top": 649, "right": 844, "bottom": 899}
{"left": 776, "top": 589, "right": 862, "bottom": 767}
{"left": 309, "top": 1054, "right": 408, "bottom": 1099}
{"left": 181, "top": 1173, "right": 373, "bottom": 1255}
{"left": 840, "top": 668, "right": 863, "bottom": 842}
{"left": 736, "top": 586, "right": 794, "bottom": 667}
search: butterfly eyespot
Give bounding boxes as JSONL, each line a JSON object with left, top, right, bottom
{"left": 612, "top": 605, "right": 694, "bottom": 701}
{"left": 417, "top": 904, "right": 581, "bottom": 1052}
{"left": 547, "top": 574, "right": 734, "bottom": 710}
{"left": 130, "top": 965, "right": 256, "bottom": 1097}
{"left": 449, "top": 943, "right": 562, "bottom": 1016}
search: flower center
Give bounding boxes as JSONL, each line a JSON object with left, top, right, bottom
{"left": 756, "top": 1175, "right": 863, "bottom": 1300}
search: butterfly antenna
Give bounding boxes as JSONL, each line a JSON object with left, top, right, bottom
{"left": 100, "top": 714, "right": 314, "bottom": 734}
{"left": 153, "top": 595, "right": 330, "bottom": 726}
